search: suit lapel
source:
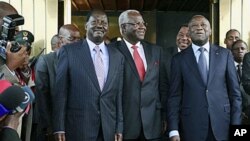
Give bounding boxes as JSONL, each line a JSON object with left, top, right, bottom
{"left": 207, "top": 45, "right": 220, "bottom": 85}
{"left": 53, "top": 52, "right": 58, "bottom": 73}
{"left": 184, "top": 46, "right": 203, "bottom": 82}
{"left": 80, "top": 40, "right": 101, "bottom": 91}
{"left": 102, "top": 45, "right": 115, "bottom": 93}
{"left": 141, "top": 42, "right": 152, "bottom": 78}
{"left": 118, "top": 40, "right": 140, "bottom": 80}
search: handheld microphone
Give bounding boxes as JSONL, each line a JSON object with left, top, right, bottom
{"left": 14, "top": 85, "right": 35, "bottom": 113}
{"left": 0, "top": 85, "right": 26, "bottom": 117}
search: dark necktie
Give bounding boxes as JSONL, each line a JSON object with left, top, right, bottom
{"left": 94, "top": 46, "right": 105, "bottom": 90}
{"left": 132, "top": 45, "right": 145, "bottom": 81}
{"left": 237, "top": 63, "right": 242, "bottom": 78}
{"left": 198, "top": 47, "right": 208, "bottom": 85}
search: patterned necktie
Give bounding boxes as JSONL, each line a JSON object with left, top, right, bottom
{"left": 198, "top": 47, "right": 208, "bottom": 85}
{"left": 132, "top": 45, "right": 145, "bottom": 81}
{"left": 237, "top": 63, "right": 242, "bottom": 78}
{"left": 94, "top": 46, "right": 105, "bottom": 90}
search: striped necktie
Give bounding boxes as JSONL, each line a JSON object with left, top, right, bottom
{"left": 94, "top": 46, "right": 105, "bottom": 90}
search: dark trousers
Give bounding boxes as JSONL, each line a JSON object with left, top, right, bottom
{"left": 124, "top": 128, "right": 161, "bottom": 141}
{"left": 97, "top": 126, "right": 104, "bottom": 141}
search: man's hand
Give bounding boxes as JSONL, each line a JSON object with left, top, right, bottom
{"left": 54, "top": 133, "right": 66, "bottom": 141}
{"left": 2, "top": 112, "right": 23, "bottom": 130}
{"left": 170, "top": 135, "right": 180, "bottom": 141}
{"left": 5, "top": 42, "right": 28, "bottom": 71}
{"left": 162, "top": 120, "right": 167, "bottom": 134}
{"left": 115, "top": 133, "right": 122, "bottom": 141}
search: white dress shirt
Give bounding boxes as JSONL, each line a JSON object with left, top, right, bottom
{"left": 123, "top": 39, "right": 147, "bottom": 70}
{"left": 87, "top": 38, "right": 109, "bottom": 81}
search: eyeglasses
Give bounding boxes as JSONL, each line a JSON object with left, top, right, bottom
{"left": 122, "top": 22, "right": 148, "bottom": 28}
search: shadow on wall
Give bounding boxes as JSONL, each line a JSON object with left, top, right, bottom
{"left": 248, "top": 32, "right": 250, "bottom": 50}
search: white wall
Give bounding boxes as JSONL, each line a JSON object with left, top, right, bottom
{"left": 220, "top": 0, "right": 250, "bottom": 49}
{"left": 1, "top": 0, "right": 58, "bottom": 54}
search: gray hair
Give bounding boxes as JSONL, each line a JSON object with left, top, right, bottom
{"left": 118, "top": 10, "right": 140, "bottom": 35}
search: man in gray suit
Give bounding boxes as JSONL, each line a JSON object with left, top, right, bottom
{"left": 53, "top": 10, "right": 124, "bottom": 141}
{"left": 111, "top": 10, "right": 162, "bottom": 141}
{"left": 35, "top": 24, "right": 80, "bottom": 141}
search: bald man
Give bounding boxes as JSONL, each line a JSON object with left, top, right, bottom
{"left": 50, "top": 34, "right": 60, "bottom": 51}
{"left": 112, "top": 10, "right": 162, "bottom": 141}
{"left": 35, "top": 24, "right": 81, "bottom": 141}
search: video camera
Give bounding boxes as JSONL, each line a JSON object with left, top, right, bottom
{"left": 0, "top": 14, "right": 24, "bottom": 59}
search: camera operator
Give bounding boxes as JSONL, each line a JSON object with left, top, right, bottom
{"left": 0, "top": 2, "right": 28, "bottom": 84}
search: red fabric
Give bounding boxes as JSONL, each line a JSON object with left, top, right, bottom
{"left": 132, "top": 45, "right": 145, "bottom": 81}
{"left": 0, "top": 80, "right": 12, "bottom": 93}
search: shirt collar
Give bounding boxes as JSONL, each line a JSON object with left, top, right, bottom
{"left": 177, "top": 47, "right": 181, "bottom": 52}
{"left": 87, "top": 38, "right": 106, "bottom": 53}
{"left": 192, "top": 42, "right": 210, "bottom": 53}
{"left": 123, "top": 38, "right": 141, "bottom": 49}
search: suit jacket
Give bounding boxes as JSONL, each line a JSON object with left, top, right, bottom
{"left": 242, "top": 52, "right": 250, "bottom": 93}
{"left": 159, "top": 47, "right": 173, "bottom": 122}
{"left": 111, "top": 40, "right": 162, "bottom": 139}
{"left": 0, "top": 128, "right": 21, "bottom": 141}
{"left": 0, "top": 58, "right": 19, "bottom": 84}
{"left": 35, "top": 52, "right": 58, "bottom": 134}
{"left": 167, "top": 44, "right": 242, "bottom": 141}
{"left": 53, "top": 40, "right": 124, "bottom": 141}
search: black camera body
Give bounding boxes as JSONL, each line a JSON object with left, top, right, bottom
{"left": 0, "top": 14, "right": 24, "bottom": 58}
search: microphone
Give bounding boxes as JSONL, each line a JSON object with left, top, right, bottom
{"left": 15, "top": 85, "right": 35, "bottom": 113}
{"left": 0, "top": 85, "right": 26, "bottom": 117}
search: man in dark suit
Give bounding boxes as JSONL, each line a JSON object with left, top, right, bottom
{"left": 35, "top": 24, "right": 80, "bottom": 141}
{"left": 167, "top": 15, "right": 242, "bottom": 141}
{"left": 166, "top": 24, "right": 192, "bottom": 56}
{"left": 53, "top": 10, "right": 123, "bottom": 141}
{"left": 224, "top": 29, "right": 240, "bottom": 50}
{"left": 161, "top": 24, "right": 192, "bottom": 141}
{"left": 112, "top": 10, "right": 162, "bottom": 141}
{"left": 242, "top": 50, "right": 250, "bottom": 121}
{"left": 160, "top": 24, "right": 192, "bottom": 101}
{"left": 243, "top": 52, "right": 250, "bottom": 94}
{"left": 231, "top": 40, "right": 250, "bottom": 124}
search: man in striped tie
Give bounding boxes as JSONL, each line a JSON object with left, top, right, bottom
{"left": 53, "top": 9, "right": 124, "bottom": 141}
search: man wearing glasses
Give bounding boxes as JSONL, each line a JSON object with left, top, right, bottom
{"left": 112, "top": 10, "right": 163, "bottom": 141}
